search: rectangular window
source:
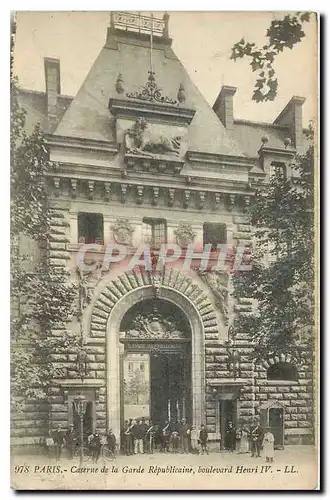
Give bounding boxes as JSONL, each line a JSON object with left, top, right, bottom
{"left": 203, "top": 223, "right": 226, "bottom": 250}
{"left": 78, "top": 212, "right": 104, "bottom": 244}
{"left": 142, "top": 218, "right": 167, "bottom": 248}
{"left": 270, "top": 161, "right": 286, "bottom": 178}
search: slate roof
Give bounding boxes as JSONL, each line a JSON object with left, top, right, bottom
{"left": 229, "top": 119, "right": 311, "bottom": 157}
{"left": 230, "top": 120, "right": 290, "bottom": 158}
{"left": 53, "top": 29, "right": 245, "bottom": 157}
{"left": 17, "top": 29, "right": 311, "bottom": 161}
{"left": 18, "top": 89, "right": 72, "bottom": 135}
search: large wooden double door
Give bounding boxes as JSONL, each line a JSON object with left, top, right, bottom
{"left": 121, "top": 342, "right": 192, "bottom": 426}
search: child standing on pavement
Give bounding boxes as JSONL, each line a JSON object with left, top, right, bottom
{"left": 199, "top": 424, "right": 209, "bottom": 455}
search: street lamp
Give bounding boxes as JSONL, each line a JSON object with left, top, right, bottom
{"left": 73, "top": 394, "right": 88, "bottom": 466}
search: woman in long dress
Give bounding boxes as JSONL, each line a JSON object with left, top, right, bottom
{"left": 262, "top": 428, "right": 275, "bottom": 463}
{"left": 239, "top": 427, "right": 249, "bottom": 454}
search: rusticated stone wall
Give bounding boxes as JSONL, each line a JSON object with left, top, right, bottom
{"left": 11, "top": 207, "right": 314, "bottom": 448}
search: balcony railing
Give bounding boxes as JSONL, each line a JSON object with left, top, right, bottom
{"left": 110, "top": 11, "right": 169, "bottom": 37}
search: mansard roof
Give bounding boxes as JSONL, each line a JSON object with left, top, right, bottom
{"left": 53, "top": 28, "right": 245, "bottom": 158}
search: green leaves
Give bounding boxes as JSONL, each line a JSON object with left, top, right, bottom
{"left": 230, "top": 12, "right": 312, "bottom": 102}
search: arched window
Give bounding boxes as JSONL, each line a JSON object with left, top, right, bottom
{"left": 267, "top": 362, "right": 298, "bottom": 381}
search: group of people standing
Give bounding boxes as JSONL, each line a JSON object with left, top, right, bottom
{"left": 48, "top": 424, "right": 116, "bottom": 462}
{"left": 121, "top": 417, "right": 209, "bottom": 455}
{"left": 224, "top": 420, "right": 275, "bottom": 462}
{"left": 47, "top": 418, "right": 275, "bottom": 463}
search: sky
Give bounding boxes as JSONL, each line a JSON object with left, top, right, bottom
{"left": 13, "top": 11, "right": 318, "bottom": 126}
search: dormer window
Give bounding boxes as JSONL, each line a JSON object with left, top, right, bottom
{"left": 270, "top": 161, "right": 286, "bottom": 178}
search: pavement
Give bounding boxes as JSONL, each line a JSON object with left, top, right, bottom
{"left": 11, "top": 445, "right": 318, "bottom": 491}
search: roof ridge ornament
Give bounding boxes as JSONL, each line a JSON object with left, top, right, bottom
{"left": 126, "top": 71, "right": 178, "bottom": 105}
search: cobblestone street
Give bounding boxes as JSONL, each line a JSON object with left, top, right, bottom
{"left": 11, "top": 445, "right": 318, "bottom": 490}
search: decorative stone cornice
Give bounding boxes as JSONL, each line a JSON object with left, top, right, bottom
{"left": 228, "top": 194, "right": 236, "bottom": 212}
{"left": 214, "top": 192, "right": 221, "bottom": 210}
{"left": 184, "top": 190, "right": 191, "bottom": 209}
{"left": 109, "top": 97, "right": 196, "bottom": 125}
{"left": 104, "top": 182, "right": 111, "bottom": 202}
{"left": 46, "top": 134, "right": 119, "bottom": 155}
{"left": 258, "top": 145, "right": 296, "bottom": 158}
{"left": 136, "top": 185, "right": 144, "bottom": 205}
{"left": 168, "top": 188, "right": 175, "bottom": 207}
{"left": 70, "top": 178, "right": 77, "bottom": 198}
{"left": 152, "top": 186, "right": 160, "bottom": 206}
{"left": 187, "top": 151, "right": 254, "bottom": 169}
{"left": 198, "top": 191, "right": 206, "bottom": 209}
{"left": 87, "top": 180, "right": 95, "bottom": 200}
{"left": 53, "top": 177, "right": 60, "bottom": 197}
{"left": 120, "top": 183, "right": 128, "bottom": 203}
{"left": 47, "top": 175, "right": 254, "bottom": 212}
{"left": 124, "top": 152, "right": 184, "bottom": 175}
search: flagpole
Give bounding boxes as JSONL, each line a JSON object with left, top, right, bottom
{"left": 150, "top": 13, "right": 154, "bottom": 74}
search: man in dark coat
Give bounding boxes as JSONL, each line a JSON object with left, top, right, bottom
{"left": 161, "top": 421, "right": 170, "bottom": 452}
{"left": 106, "top": 429, "right": 116, "bottom": 454}
{"left": 140, "top": 418, "right": 149, "bottom": 453}
{"left": 51, "top": 424, "right": 65, "bottom": 460}
{"left": 225, "top": 421, "right": 236, "bottom": 452}
{"left": 88, "top": 429, "right": 102, "bottom": 463}
{"left": 123, "top": 419, "right": 133, "bottom": 456}
{"left": 180, "top": 418, "right": 190, "bottom": 454}
{"left": 65, "top": 424, "right": 77, "bottom": 459}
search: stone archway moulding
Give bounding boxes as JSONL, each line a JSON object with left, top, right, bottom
{"left": 261, "top": 353, "right": 297, "bottom": 370}
{"left": 89, "top": 268, "right": 219, "bottom": 440}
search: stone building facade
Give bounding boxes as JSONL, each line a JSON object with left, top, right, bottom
{"left": 12, "top": 12, "right": 313, "bottom": 448}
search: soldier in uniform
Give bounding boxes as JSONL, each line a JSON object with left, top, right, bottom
{"left": 161, "top": 421, "right": 170, "bottom": 452}
{"left": 250, "top": 420, "right": 263, "bottom": 458}
{"left": 146, "top": 421, "right": 157, "bottom": 454}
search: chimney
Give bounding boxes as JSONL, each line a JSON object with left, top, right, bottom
{"left": 44, "top": 57, "right": 61, "bottom": 128}
{"left": 213, "top": 86, "right": 237, "bottom": 130}
{"left": 274, "top": 96, "right": 306, "bottom": 153}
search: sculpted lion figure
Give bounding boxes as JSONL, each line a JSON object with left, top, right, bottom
{"left": 125, "top": 117, "right": 182, "bottom": 156}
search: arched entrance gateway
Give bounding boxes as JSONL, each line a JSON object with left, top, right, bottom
{"left": 89, "top": 270, "right": 219, "bottom": 444}
{"left": 120, "top": 298, "right": 192, "bottom": 427}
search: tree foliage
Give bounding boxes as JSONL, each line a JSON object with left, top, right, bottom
{"left": 11, "top": 75, "right": 79, "bottom": 413}
{"left": 231, "top": 12, "right": 311, "bottom": 102}
{"left": 124, "top": 370, "right": 149, "bottom": 405}
{"left": 232, "top": 145, "right": 315, "bottom": 362}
